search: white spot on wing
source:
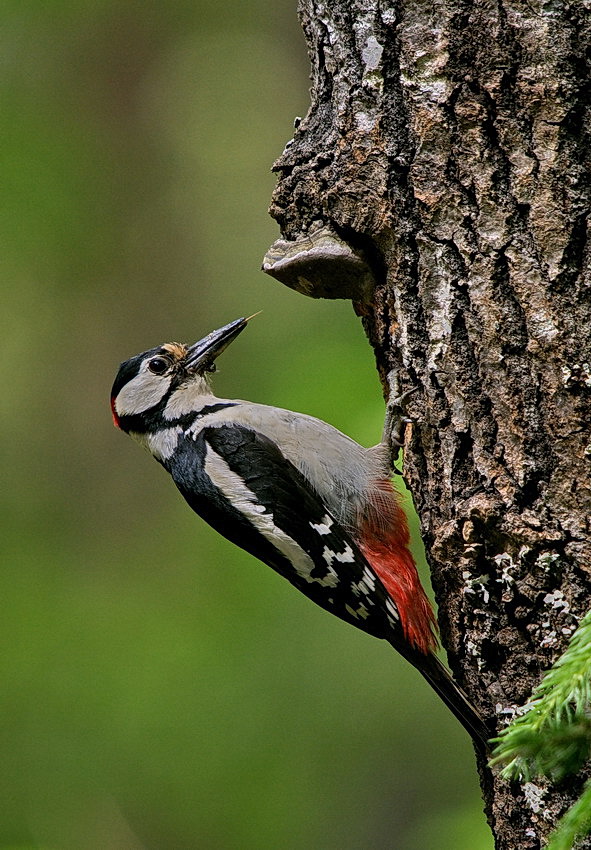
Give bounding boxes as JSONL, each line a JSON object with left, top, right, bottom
{"left": 310, "top": 514, "right": 333, "bottom": 535}
{"left": 386, "top": 598, "right": 399, "bottom": 620}
{"left": 345, "top": 603, "right": 370, "bottom": 620}
{"left": 322, "top": 547, "right": 334, "bottom": 566}
{"left": 351, "top": 579, "right": 372, "bottom": 598}
{"left": 204, "top": 444, "right": 339, "bottom": 588}
{"left": 357, "top": 604, "right": 370, "bottom": 620}
{"left": 362, "top": 567, "right": 376, "bottom": 591}
{"left": 322, "top": 544, "right": 356, "bottom": 565}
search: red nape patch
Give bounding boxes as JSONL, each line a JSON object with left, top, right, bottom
{"left": 110, "top": 396, "right": 120, "bottom": 428}
{"left": 359, "top": 481, "right": 438, "bottom": 655}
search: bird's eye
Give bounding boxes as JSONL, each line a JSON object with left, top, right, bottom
{"left": 148, "top": 357, "right": 170, "bottom": 375}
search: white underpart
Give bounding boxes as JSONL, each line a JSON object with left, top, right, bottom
{"left": 204, "top": 444, "right": 340, "bottom": 588}
{"left": 132, "top": 426, "right": 183, "bottom": 461}
{"left": 115, "top": 363, "right": 172, "bottom": 416}
{"left": 310, "top": 515, "right": 333, "bottom": 535}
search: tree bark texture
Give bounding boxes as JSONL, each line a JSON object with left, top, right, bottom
{"left": 265, "top": 1, "right": 591, "bottom": 847}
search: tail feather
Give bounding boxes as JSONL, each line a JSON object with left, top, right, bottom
{"left": 359, "top": 475, "right": 489, "bottom": 751}
{"left": 402, "top": 648, "right": 490, "bottom": 753}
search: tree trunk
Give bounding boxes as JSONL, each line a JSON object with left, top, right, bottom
{"left": 264, "top": 1, "right": 591, "bottom": 847}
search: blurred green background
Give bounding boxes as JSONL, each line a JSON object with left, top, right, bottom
{"left": 1, "top": 3, "right": 493, "bottom": 848}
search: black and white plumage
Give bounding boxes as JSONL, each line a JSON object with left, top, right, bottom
{"left": 171, "top": 424, "right": 402, "bottom": 638}
{"left": 111, "top": 317, "right": 489, "bottom": 751}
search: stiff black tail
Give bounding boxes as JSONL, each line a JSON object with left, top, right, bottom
{"left": 399, "top": 645, "right": 490, "bottom": 753}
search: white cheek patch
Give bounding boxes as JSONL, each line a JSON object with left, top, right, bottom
{"left": 115, "top": 365, "right": 172, "bottom": 416}
{"left": 163, "top": 379, "right": 214, "bottom": 420}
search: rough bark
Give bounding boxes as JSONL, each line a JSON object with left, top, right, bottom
{"left": 264, "top": 1, "right": 591, "bottom": 847}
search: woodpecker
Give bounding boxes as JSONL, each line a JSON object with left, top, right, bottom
{"left": 111, "top": 316, "right": 489, "bottom": 751}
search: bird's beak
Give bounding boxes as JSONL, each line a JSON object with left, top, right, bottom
{"left": 184, "top": 315, "right": 256, "bottom": 373}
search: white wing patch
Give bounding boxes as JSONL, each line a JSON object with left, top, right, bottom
{"left": 182, "top": 400, "right": 372, "bottom": 530}
{"left": 204, "top": 444, "right": 340, "bottom": 588}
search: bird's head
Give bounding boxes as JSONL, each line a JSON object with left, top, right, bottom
{"left": 111, "top": 316, "right": 250, "bottom": 432}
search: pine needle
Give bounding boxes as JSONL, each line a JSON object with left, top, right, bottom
{"left": 490, "top": 610, "right": 591, "bottom": 849}
{"left": 546, "top": 779, "right": 591, "bottom": 850}
{"left": 491, "top": 609, "right": 591, "bottom": 781}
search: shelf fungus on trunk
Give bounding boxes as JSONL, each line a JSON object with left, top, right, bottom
{"left": 262, "top": 224, "right": 375, "bottom": 302}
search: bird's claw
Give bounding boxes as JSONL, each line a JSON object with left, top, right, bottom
{"left": 383, "top": 371, "right": 418, "bottom": 468}
{"left": 390, "top": 414, "right": 414, "bottom": 448}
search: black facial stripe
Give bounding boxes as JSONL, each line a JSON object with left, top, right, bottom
{"left": 111, "top": 337, "right": 241, "bottom": 434}
{"left": 161, "top": 401, "right": 238, "bottom": 432}
{"left": 193, "top": 402, "right": 238, "bottom": 420}
{"left": 116, "top": 401, "right": 238, "bottom": 436}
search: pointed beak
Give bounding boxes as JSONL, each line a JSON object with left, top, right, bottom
{"left": 184, "top": 315, "right": 255, "bottom": 373}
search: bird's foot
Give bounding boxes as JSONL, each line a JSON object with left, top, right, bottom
{"left": 383, "top": 371, "right": 417, "bottom": 470}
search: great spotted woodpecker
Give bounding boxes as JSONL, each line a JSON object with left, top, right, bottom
{"left": 111, "top": 316, "right": 489, "bottom": 751}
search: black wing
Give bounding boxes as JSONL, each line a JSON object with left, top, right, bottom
{"left": 165, "top": 423, "right": 403, "bottom": 642}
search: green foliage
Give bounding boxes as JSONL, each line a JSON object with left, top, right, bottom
{"left": 491, "top": 610, "right": 591, "bottom": 848}
{"left": 546, "top": 780, "right": 591, "bottom": 850}
{"left": 0, "top": 2, "right": 492, "bottom": 847}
